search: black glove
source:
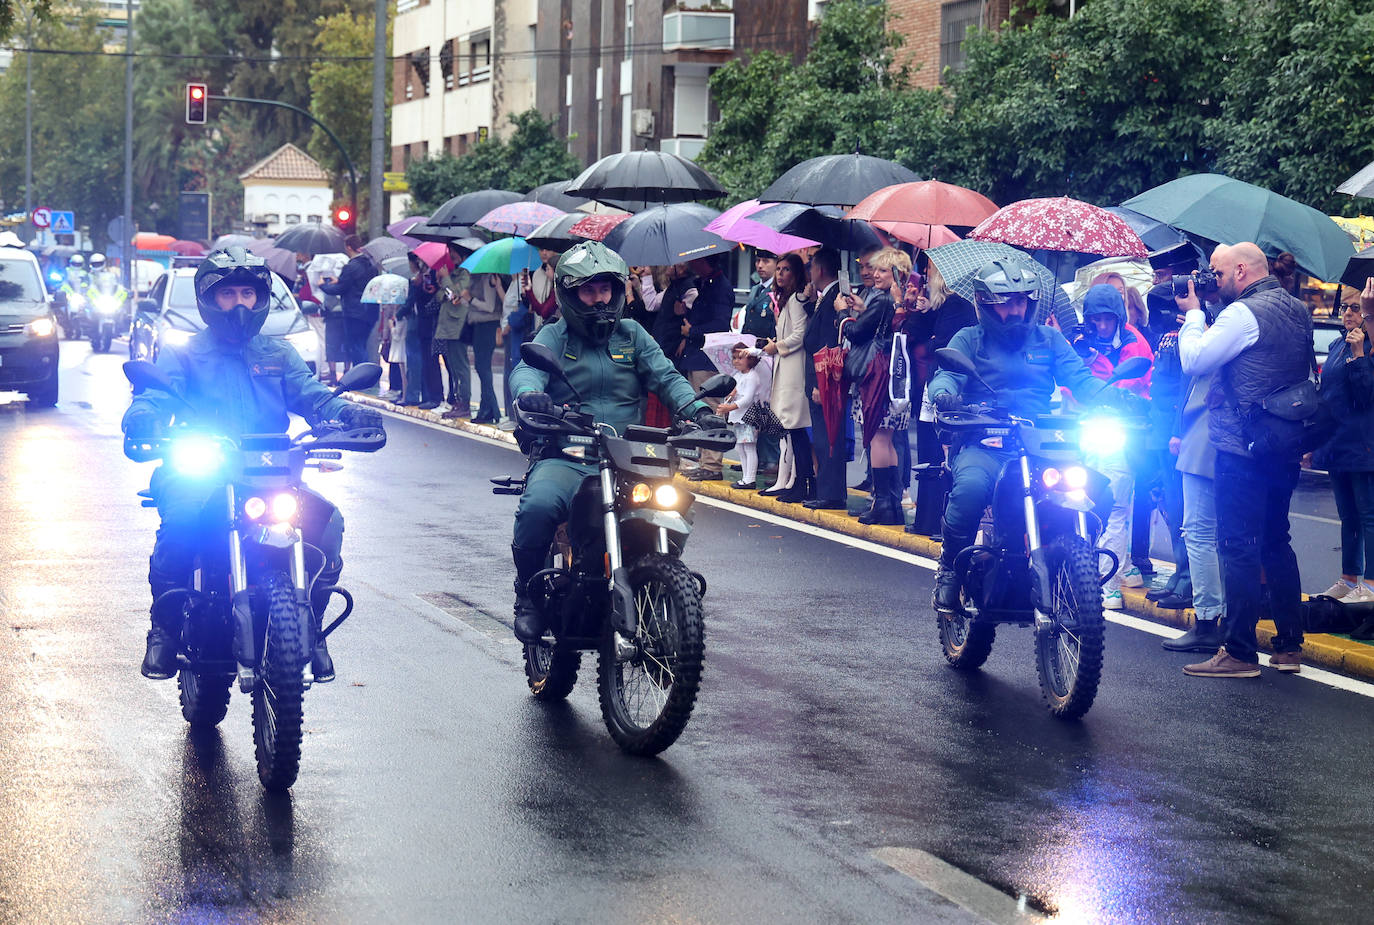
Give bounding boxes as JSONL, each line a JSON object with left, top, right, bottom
{"left": 338, "top": 404, "right": 384, "bottom": 431}
{"left": 692, "top": 407, "right": 728, "bottom": 430}
{"left": 932, "top": 392, "right": 965, "bottom": 414}
{"left": 124, "top": 408, "right": 163, "bottom": 441}
{"left": 516, "top": 391, "right": 556, "bottom": 416}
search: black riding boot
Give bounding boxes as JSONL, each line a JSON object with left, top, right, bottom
{"left": 512, "top": 543, "right": 549, "bottom": 644}
{"left": 142, "top": 567, "right": 187, "bottom": 680}
{"left": 934, "top": 529, "right": 970, "bottom": 612}
{"left": 310, "top": 558, "right": 344, "bottom": 682}
{"left": 858, "top": 467, "right": 904, "bottom": 525}
{"left": 142, "top": 618, "right": 180, "bottom": 680}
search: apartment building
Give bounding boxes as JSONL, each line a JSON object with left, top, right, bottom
{"left": 886, "top": 0, "right": 1014, "bottom": 88}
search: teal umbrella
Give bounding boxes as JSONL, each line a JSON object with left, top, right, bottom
{"left": 459, "top": 236, "right": 542, "bottom": 274}
{"left": 1122, "top": 174, "right": 1355, "bottom": 281}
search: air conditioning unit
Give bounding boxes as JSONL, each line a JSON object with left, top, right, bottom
{"left": 632, "top": 109, "right": 655, "bottom": 137}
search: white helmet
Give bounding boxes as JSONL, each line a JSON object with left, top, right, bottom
{"left": 89, "top": 253, "right": 106, "bottom": 270}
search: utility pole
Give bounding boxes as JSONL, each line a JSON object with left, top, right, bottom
{"left": 369, "top": 0, "right": 387, "bottom": 239}
{"left": 121, "top": 0, "right": 134, "bottom": 289}
{"left": 23, "top": 4, "right": 34, "bottom": 241}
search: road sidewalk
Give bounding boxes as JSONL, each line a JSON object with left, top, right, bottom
{"left": 352, "top": 392, "right": 1374, "bottom": 684}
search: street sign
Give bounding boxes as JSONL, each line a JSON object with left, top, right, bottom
{"left": 382, "top": 171, "right": 409, "bottom": 193}
{"left": 50, "top": 211, "right": 75, "bottom": 234}
{"left": 107, "top": 215, "right": 134, "bottom": 243}
{"left": 31, "top": 207, "right": 50, "bottom": 228}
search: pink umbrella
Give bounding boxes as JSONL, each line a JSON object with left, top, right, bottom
{"left": 569, "top": 213, "right": 631, "bottom": 241}
{"left": 412, "top": 241, "right": 453, "bottom": 272}
{"left": 969, "top": 197, "right": 1147, "bottom": 259}
{"left": 874, "top": 220, "right": 960, "bottom": 250}
{"left": 388, "top": 215, "right": 429, "bottom": 248}
{"left": 704, "top": 199, "right": 820, "bottom": 254}
{"left": 475, "top": 201, "right": 567, "bottom": 236}
{"left": 169, "top": 239, "right": 206, "bottom": 256}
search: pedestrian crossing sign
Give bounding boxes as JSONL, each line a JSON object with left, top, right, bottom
{"left": 50, "top": 211, "right": 74, "bottom": 234}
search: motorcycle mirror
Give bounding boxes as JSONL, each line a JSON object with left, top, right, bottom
{"left": 694, "top": 373, "right": 736, "bottom": 400}
{"left": 123, "top": 359, "right": 174, "bottom": 394}
{"left": 1105, "top": 355, "right": 1151, "bottom": 385}
{"left": 333, "top": 362, "right": 383, "bottom": 395}
{"left": 519, "top": 342, "right": 564, "bottom": 378}
{"left": 935, "top": 347, "right": 995, "bottom": 393}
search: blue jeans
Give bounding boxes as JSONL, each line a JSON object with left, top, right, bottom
{"left": 470, "top": 320, "right": 500, "bottom": 421}
{"left": 1329, "top": 470, "right": 1374, "bottom": 579}
{"left": 403, "top": 321, "right": 425, "bottom": 404}
{"left": 1158, "top": 450, "right": 1192, "bottom": 597}
{"left": 1181, "top": 472, "right": 1223, "bottom": 621}
{"left": 1216, "top": 451, "right": 1303, "bottom": 662}
{"left": 940, "top": 445, "right": 1015, "bottom": 555}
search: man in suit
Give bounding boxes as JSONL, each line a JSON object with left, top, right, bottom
{"left": 802, "top": 248, "right": 848, "bottom": 509}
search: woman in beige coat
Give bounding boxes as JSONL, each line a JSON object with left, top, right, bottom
{"left": 759, "top": 252, "right": 814, "bottom": 503}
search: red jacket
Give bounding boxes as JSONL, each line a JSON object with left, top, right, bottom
{"left": 1088, "top": 322, "right": 1154, "bottom": 398}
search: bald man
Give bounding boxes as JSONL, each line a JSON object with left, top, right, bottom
{"left": 1174, "top": 241, "right": 1312, "bottom": 678}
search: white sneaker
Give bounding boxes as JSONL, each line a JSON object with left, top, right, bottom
{"left": 1321, "top": 580, "right": 1356, "bottom": 600}
{"left": 1120, "top": 566, "right": 1144, "bottom": 588}
{"left": 1103, "top": 590, "right": 1124, "bottom": 610}
{"left": 1344, "top": 585, "right": 1374, "bottom": 604}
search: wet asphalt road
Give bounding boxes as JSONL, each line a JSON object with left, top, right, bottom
{"left": 2, "top": 342, "right": 1373, "bottom": 924}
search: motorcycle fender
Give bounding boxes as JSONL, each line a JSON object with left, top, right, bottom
{"left": 619, "top": 508, "right": 690, "bottom": 536}
{"left": 231, "top": 588, "right": 255, "bottom": 667}
{"left": 610, "top": 565, "right": 637, "bottom": 636}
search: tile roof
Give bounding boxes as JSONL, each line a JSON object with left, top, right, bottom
{"left": 239, "top": 143, "right": 331, "bottom": 183}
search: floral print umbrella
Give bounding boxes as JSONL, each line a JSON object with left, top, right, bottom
{"left": 568, "top": 213, "right": 631, "bottom": 242}
{"left": 970, "top": 197, "right": 1147, "bottom": 260}
{"left": 361, "top": 273, "right": 411, "bottom": 305}
{"left": 474, "top": 201, "right": 567, "bottom": 236}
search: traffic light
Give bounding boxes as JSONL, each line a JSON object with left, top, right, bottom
{"left": 332, "top": 203, "right": 356, "bottom": 234}
{"left": 185, "top": 83, "right": 207, "bottom": 124}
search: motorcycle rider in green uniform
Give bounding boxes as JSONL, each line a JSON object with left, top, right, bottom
{"left": 926, "top": 259, "right": 1104, "bottom": 611}
{"left": 506, "top": 241, "right": 724, "bottom": 643}
{"left": 56, "top": 253, "right": 90, "bottom": 337}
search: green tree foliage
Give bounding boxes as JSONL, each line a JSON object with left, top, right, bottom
{"left": 309, "top": 8, "right": 388, "bottom": 204}
{"left": 403, "top": 110, "right": 582, "bottom": 214}
{"left": 0, "top": 10, "right": 124, "bottom": 244}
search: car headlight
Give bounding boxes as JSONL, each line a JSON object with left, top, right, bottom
{"left": 1079, "top": 417, "right": 1126, "bottom": 456}
{"left": 27, "top": 317, "right": 55, "bottom": 337}
{"left": 167, "top": 436, "right": 223, "bottom": 478}
{"left": 162, "top": 328, "right": 193, "bottom": 346}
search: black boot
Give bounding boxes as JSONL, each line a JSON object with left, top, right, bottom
{"left": 310, "top": 559, "right": 344, "bottom": 682}
{"left": 1162, "top": 618, "right": 1223, "bottom": 652}
{"left": 142, "top": 580, "right": 186, "bottom": 680}
{"left": 859, "top": 467, "right": 904, "bottom": 525}
{"left": 512, "top": 543, "right": 549, "bottom": 644}
{"left": 141, "top": 622, "right": 179, "bottom": 680}
{"left": 933, "top": 533, "right": 969, "bottom": 612}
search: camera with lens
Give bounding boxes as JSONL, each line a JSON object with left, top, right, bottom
{"left": 1069, "top": 322, "right": 1095, "bottom": 358}
{"left": 1172, "top": 266, "right": 1218, "bottom": 299}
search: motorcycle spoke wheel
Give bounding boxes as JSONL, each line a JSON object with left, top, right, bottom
{"left": 1035, "top": 535, "right": 1105, "bottom": 720}
{"left": 524, "top": 640, "right": 581, "bottom": 701}
{"left": 597, "top": 555, "right": 704, "bottom": 756}
{"left": 936, "top": 582, "right": 995, "bottom": 670}
{"left": 252, "top": 572, "right": 307, "bottom": 791}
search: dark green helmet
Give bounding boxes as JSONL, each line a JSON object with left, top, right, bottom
{"left": 555, "top": 241, "right": 629, "bottom": 344}
{"left": 194, "top": 246, "right": 273, "bottom": 344}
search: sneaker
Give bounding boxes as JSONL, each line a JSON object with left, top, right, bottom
{"left": 1320, "top": 580, "right": 1356, "bottom": 600}
{"left": 1344, "top": 584, "right": 1374, "bottom": 604}
{"left": 1183, "top": 647, "right": 1261, "bottom": 678}
{"left": 1268, "top": 650, "right": 1302, "bottom": 673}
{"left": 1120, "top": 566, "right": 1144, "bottom": 588}
{"left": 1102, "top": 590, "right": 1124, "bottom": 610}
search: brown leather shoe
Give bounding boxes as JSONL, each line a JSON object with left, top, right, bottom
{"left": 1268, "top": 650, "right": 1302, "bottom": 673}
{"left": 1183, "top": 647, "right": 1261, "bottom": 678}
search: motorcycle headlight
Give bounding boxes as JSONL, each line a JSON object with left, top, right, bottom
{"left": 68, "top": 293, "right": 85, "bottom": 309}
{"left": 167, "top": 436, "right": 223, "bottom": 478}
{"left": 94, "top": 295, "right": 119, "bottom": 314}
{"left": 162, "top": 328, "right": 193, "bottom": 346}
{"left": 630, "top": 482, "right": 653, "bottom": 504}
{"left": 270, "top": 492, "right": 298, "bottom": 522}
{"left": 1079, "top": 417, "right": 1126, "bottom": 456}
{"left": 654, "top": 484, "right": 681, "bottom": 508}
{"left": 28, "top": 317, "right": 55, "bottom": 337}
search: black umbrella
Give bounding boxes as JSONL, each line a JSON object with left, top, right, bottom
{"left": 274, "top": 222, "right": 345, "bottom": 256}
{"left": 758, "top": 154, "right": 920, "bottom": 208}
{"left": 363, "top": 236, "right": 409, "bottom": 265}
{"left": 406, "top": 219, "right": 477, "bottom": 243}
{"left": 1340, "top": 251, "right": 1374, "bottom": 289}
{"left": 523, "top": 180, "right": 592, "bottom": 212}
{"left": 525, "top": 213, "right": 591, "bottom": 252}
{"left": 748, "top": 203, "right": 885, "bottom": 252}
{"left": 566, "top": 151, "right": 725, "bottom": 204}
{"left": 428, "top": 189, "right": 523, "bottom": 227}
{"left": 601, "top": 203, "right": 728, "bottom": 266}
{"left": 1337, "top": 161, "right": 1374, "bottom": 199}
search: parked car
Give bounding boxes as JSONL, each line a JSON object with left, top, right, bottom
{"left": 130, "top": 267, "right": 319, "bottom": 369}
{"left": 1313, "top": 317, "right": 1347, "bottom": 373}
{"left": 0, "top": 246, "right": 59, "bottom": 407}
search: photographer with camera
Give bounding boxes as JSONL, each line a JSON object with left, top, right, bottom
{"left": 1175, "top": 242, "right": 1311, "bottom": 678}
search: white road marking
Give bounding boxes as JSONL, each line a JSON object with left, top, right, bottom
{"left": 873, "top": 847, "right": 1045, "bottom": 924}
{"left": 1292, "top": 511, "right": 1342, "bottom": 526}
{"left": 386, "top": 408, "right": 1374, "bottom": 700}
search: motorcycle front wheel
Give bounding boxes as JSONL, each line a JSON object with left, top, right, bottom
{"left": 252, "top": 571, "right": 307, "bottom": 790}
{"left": 1035, "top": 534, "right": 1106, "bottom": 720}
{"left": 597, "top": 554, "right": 705, "bottom": 756}
{"left": 524, "top": 641, "right": 581, "bottom": 701}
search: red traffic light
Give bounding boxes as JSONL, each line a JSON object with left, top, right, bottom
{"left": 332, "top": 205, "right": 355, "bottom": 231}
{"left": 185, "top": 83, "right": 207, "bottom": 124}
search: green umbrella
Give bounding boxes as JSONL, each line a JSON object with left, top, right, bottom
{"left": 1122, "top": 174, "right": 1355, "bottom": 281}
{"left": 459, "top": 237, "right": 542, "bottom": 274}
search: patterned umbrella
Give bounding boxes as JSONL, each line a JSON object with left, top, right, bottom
{"left": 460, "top": 237, "right": 542, "bottom": 274}
{"left": 704, "top": 199, "right": 820, "bottom": 254}
{"left": 924, "top": 239, "right": 1078, "bottom": 328}
{"left": 361, "top": 273, "right": 411, "bottom": 305}
{"left": 568, "top": 213, "right": 630, "bottom": 242}
{"left": 970, "top": 197, "right": 1148, "bottom": 260}
{"left": 475, "top": 201, "right": 566, "bottom": 236}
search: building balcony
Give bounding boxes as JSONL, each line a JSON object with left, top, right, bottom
{"left": 662, "top": 11, "right": 733, "bottom": 52}
{"left": 660, "top": 137, "right": 707, "bottom": 161}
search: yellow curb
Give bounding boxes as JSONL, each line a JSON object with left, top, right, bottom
{"left": 347, "top": 392, "right": 516, "bottom": 445}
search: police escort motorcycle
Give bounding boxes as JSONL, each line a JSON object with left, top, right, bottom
{"left": 86, "top": 273, "right": 129, "bottom": 353}
{"left": 122, "top": 359, "right": 385, "bottom": 790}
{"left": 928, "top": 348, "right": 1150, "bottom": 720}
{"left": 493, "top": 342, "right": 736, "bottom": 755}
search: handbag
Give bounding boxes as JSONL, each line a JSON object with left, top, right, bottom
{"left": 741, "top": 401, "right": 785, "bottom": 437}
{"left": 843, "top": 306, "right": 890, "bottom": 382}
{"left": 888, "top": 331, "right": 911, "bottom": 417}
{"left": 1228, "top": 346, "right": 1336, "bottom": 460}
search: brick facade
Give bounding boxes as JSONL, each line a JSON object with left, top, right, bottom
{"left": 887, "top": 0, "right": 1013, "bottom": 89}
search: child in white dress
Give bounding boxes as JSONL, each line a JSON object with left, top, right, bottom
{"left": 716, "top": 343, "right": 772, "bottom": 489}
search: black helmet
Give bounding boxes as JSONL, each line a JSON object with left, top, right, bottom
{"left": 554, "top": 241, "right": 629, "bottom": 344}
{"left": 194, "top": 246, "right": 273, "bottom": 344}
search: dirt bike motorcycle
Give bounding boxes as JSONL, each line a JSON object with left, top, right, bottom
{"left": 927, "top": 349, "right": 1149, "bottom": 720}
{"left": 492, "top": 342, "right": 735, "bottom": 755}
{"left": 122, "top": 359, "right": 386, "bottom": 790}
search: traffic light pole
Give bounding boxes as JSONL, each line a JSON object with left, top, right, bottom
{"left": 208, "top": 94, "right": 358, "bottom": 232}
